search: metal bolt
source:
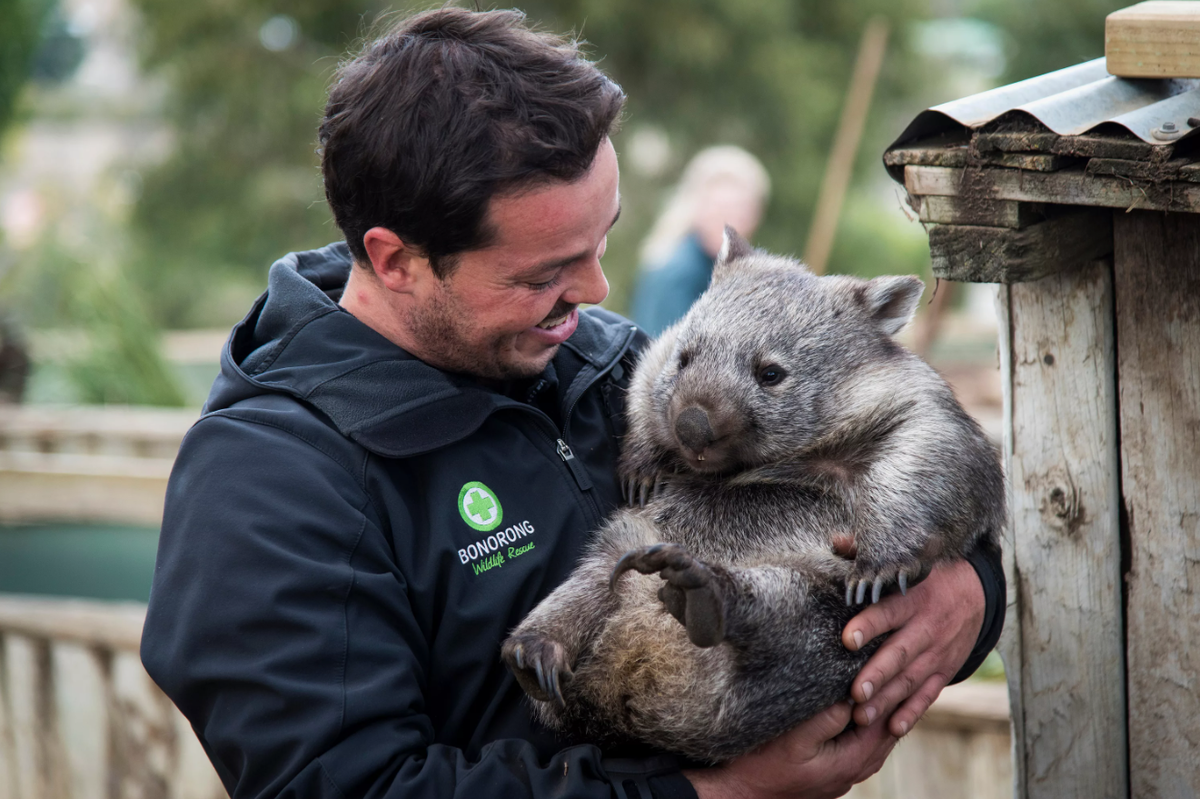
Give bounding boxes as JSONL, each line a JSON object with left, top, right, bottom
{"left": 1162, "top": 121, "right": 1177, "bottom": 132}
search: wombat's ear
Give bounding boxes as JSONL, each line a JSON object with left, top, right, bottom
{"left": 713, "top": 226, "right": 753, "bottom": 279}
{"left": 862, "top": 275, "right": 925, "bottom": 336}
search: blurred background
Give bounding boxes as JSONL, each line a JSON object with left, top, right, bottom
{"left": 0, "top": 1, "right": 1131, "bottom": 795}
{"left": 0, "top": 0, "right": 1128, "bottom": 602}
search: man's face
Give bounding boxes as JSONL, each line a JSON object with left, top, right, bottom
{"left": 407, "top": 139, "right": 620, "bottom": 381}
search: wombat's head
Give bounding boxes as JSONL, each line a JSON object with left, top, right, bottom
{"left": 642, "top": 228, "right": 924, "bottom": 475}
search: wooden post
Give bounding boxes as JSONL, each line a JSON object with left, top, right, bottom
{"left": 1113, "top": 211, "right": 1200, "bottom": 798}
{"left": 998, "top": 257, "right": 1128, "bottom": 798}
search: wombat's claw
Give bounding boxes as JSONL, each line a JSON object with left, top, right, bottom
{"left": 609, "top": 543, "right": 727, "bottom": 647}
{"left": 501, "top": 635, "right": 573, "bottom": 707}
{"left": 621, "top": 474, "right": 668, "bottom": 508}
{"left": 845, "top": 564, "right": 923, "bottom": 606}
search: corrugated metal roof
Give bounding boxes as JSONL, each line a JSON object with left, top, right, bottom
{"left": 889, "top": 57, "right": 1200, "bottom": 150}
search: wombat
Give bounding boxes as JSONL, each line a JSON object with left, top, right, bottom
{"left": 501, "top": 229, "right": 1005, "bottom": 763}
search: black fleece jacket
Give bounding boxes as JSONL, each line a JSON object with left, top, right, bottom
{"left": 141, "top": 242, "right": 1004, "bottom": 799}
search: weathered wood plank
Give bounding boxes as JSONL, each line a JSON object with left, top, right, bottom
{"left": 982, "top": 153, "right": 1075, "bottom": 173}
{"left": 0, "top": 405, "right": 194, "bottom": 459}
{"left": 0, "top": 451, "right": 171, "bottom": 525}
{"left": 0, "top": 596, "right": 146, "bottom": 652}
{"left": 927, "top": 210, "right": 1113, "bottom": 283}
{"left": 1113, "top": 210, "right": 1200, "bottom": 798}
{"left": 1086, "top": 156, "right": 1200, "bottom": 183}
{"left": 995, "top": 284, "right": 1025, "bottom": 799}
{"left": 884, "top": 145, "right": 969, "bottom": 169}
{"left": 1107, "top": 1, "right": 1200, "bottom": 78}
{"left": 974, "top": 131, "right": 1164, "bottom": 162}
{"left": 1004, "top": 257, "right": 1128, "bottom": 798}
{"left": 905, "top": 165, "right": 1200, "bottom": 214}
{"left": 918, "top": 196, "right": 1049, "bottom": 229}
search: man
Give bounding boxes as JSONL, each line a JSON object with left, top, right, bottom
{"left": 141, "top": 8, "right": 1004, "bottom": 799}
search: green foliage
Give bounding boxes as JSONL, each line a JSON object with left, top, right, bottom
{"left": 7, "top": 229, "right": 187, "bottom": 407}
{"left": 49, "top": 242, "right": 186, "bottom": 405}
{"left": 127, "top": 0, "right": 392, "bottom": 325}
{"left": 126, "top": 0, "right": 935, "bottom": 323}
{"left": 124, "top": 0, "right": 1136, "bottom": 324}
{"left": 967, "top": 0, "right": 1129, "bottom": 83}
{"left": 0, "top": 0, "right": 51, "bottom": 137}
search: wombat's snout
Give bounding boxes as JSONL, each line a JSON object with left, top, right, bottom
{"left": 675, "top": 407, "right": 716, "bottom": 454}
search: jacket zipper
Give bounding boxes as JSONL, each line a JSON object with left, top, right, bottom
{"left": 556, "top": 439, "right": 593, "bottom": 490}
{"left": 505, "top": 325, "right": 637, "bottom": 528}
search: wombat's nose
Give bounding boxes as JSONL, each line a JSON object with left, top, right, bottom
{"left": 675, "top": 407, "right": 715, "bottom": 453}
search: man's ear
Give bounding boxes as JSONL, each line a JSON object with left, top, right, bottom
{"left": 862, "top": 275, "right": 925, "bottom": 336}
{"left": 362, "top": 227, "right": 434, "bottom": 293}
{"left": 712, "top": 225, "right": 754, "bottom": 281}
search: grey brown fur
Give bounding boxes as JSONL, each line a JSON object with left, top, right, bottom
{"left": 501, "top": 230, "right": 1005, "bottom": 763}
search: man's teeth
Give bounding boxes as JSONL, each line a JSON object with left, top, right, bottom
{"left": 537, "top": 313, "right": 570, "bottom": 330}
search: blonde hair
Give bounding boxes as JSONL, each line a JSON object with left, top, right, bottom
{"left": 639, "top": 145, "right": 771, "bottom": 266}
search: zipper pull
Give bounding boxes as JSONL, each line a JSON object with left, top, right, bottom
{"left": 557, "top": 438, "right": 593, "bottom": 491}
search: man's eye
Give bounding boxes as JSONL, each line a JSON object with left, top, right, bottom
{"left": 528, "top": 275, "right": 562, "bottom": 291}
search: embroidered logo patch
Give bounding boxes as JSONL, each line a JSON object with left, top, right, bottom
{"left": 458, "top": 481, "right": 503, "bottom": 532}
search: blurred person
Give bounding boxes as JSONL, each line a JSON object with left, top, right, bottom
{"left": 140, "top": 9, "right": 1004, "bottom": 799}
{"left": 630, "top": 146, "right": 769, "bottom": 336}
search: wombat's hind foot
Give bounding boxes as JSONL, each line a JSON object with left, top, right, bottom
{"left": 502, "top": 634, "right": 574, "bottom": 706}
{"left": 610, "top": 543, "right": 727, "bottom": 648}
{"left": 845, "top": 559, "right": 931, "bottom": 606}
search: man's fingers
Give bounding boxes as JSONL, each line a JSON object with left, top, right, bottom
{"left": 852, "top": 649, "right": 942, "bottom": 728}
{"left": 842, "top": 592, "right": 915, "bottom": 653}
{"left": 850, "top": 623, "right": 935, "bottom": 704}
{"left": 888, "top": 673, "right": 950, "bottom": 737}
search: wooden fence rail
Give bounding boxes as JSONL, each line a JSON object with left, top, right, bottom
{"left": 0, "top": 594, "right": 1011, "bottom": 799}
{"left": 0, "top": 596, "right": 224, "bottom": 799}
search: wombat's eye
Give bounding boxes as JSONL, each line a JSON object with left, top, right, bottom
{"left": 678, "top": 351, "right": 691, "bottom": 369}
{"left": 756, "top": 365, "right": 786, "bottom": 386}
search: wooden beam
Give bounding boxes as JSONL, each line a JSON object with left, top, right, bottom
{"left": 884, "top": 144, "right": 969, "bottom": 170}
{"left": 1107, "top": 1, "right": 1200, "bottom": 78}
{"left": 973, "top": 131, "right": 1165, "bottom": 162}
{"left": 927, "top": 209, "right": 1113, "bottom": 283}
{"left": 0, "top": 452, "right": 170, "bottom": 526}
{"left": 999, "top": 257, "right": 1128, "bottom": 798}
{"left": 905, "top": 165, "right": 1200, "bottom": 214}
{"left": 918, "top": 196, "right": 1049, "bottom": 229}
{"left": 1113, "top": 211, "right": 1200, "bottom": 797}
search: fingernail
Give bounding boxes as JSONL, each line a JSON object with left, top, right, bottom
{"left": 865, "top": 705, "right": 877, "bottom": 724}
{"left": 852, "top": 630, "right": 863, "bottom": 650}
{"left": 862, "top": 681, "right": 874, "bottom": 700}
{"left": 899, "top": 721, "right": 909, "bottom": 736}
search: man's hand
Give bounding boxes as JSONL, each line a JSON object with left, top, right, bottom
{"left": 842, "top": 559, "right": 985, "bottom": 737}
{"left": 684, "top": 701, "right": 896, "bottom": 799}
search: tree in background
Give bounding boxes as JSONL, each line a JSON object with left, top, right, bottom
{"left": 126, "top": 0, "right": 1136, "bottom": 327}
{"left": 127, "top": 0, "right": 928, "bottom": 325}
{"left": 0, "top": 0, "right": 54, "bottom": 402}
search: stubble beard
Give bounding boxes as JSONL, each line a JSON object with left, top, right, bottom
{"left": 407, "top": 284, "right": 555, "bottom": 381}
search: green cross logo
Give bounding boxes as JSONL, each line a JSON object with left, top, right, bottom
{"left": 458, "top": 481, "right": 503, "bottom": 532}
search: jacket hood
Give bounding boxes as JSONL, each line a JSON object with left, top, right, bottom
{"left": 206, "top": 242, "right": 636, "bottom": 458}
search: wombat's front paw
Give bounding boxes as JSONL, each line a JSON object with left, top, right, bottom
{"left": 609, "top": 543, "right": 727, "bottom": 647}
{"left": 620, "top": 470, "right": 670, "bottom": 508}
{"left": 502, "top": 634, "right": 574, "bottom": 707}
{"left": 845, "top": 558, "right": 932, "bottom": 606}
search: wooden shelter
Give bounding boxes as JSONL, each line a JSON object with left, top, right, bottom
{"left": 885, "top": 56, "right": 1200, "bottom": 798}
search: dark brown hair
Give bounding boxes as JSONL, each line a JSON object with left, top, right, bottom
{"left": 319, "top": 7, "right": 625, "bottom": 276}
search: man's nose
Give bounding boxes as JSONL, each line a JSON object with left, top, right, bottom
{"left": 562, "top": 256, "right": 609, "bottom": 307}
